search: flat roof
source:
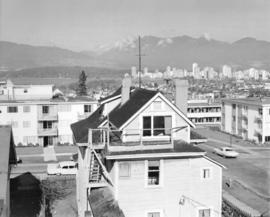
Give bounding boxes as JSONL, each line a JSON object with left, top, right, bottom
{"left": 222, "top": 97, "right": 270, "bottom": 106}
{"left": 188, "top": 102, "right": 221, "bottom": 107}
{"left": 106, "top": 141, "right": 205, "bottom": 159}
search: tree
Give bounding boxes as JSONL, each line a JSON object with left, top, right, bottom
{"left": 76, "top": 70, "right": 87, "bottom": 96}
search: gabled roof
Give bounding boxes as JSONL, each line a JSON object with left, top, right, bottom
{"left": 99, "top": 87, "right": 122, "bottom": 103}
{"left": 70, "top": 105, "right": 106, "bottom": 143}
{"left": 108, "top": 88, "right": 158, "bottom": 128}
{"left": 71, "top": 87, "right": 195, "bottom": 143}
{"left": 99, "top": 86, "right": 135, "bottom": 104}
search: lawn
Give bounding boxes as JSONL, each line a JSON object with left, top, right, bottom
{"left": 54, "top": 146, "right": 77, "bottom": 154}
{"left": 223, "top": 177, "right": 269, "bottom": 213}
{"left": 16, "top": 146, "right": 43, "bottom": 155}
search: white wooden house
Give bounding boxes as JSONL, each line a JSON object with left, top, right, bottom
{"left": 71, "top": 76, "right": 223, "bottom": 217}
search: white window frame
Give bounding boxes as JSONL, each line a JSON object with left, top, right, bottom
{"left": 142, "top": 114, "right": 173, "bottom": 139}
{"left": 145, "top": 159, "right": 164, "bottom": 188}
{"left": 196, "top": 207, "right": 212, "bottom": 217}
{"left": 145, "top": 209, "right": 163, "bottom": 217}
{"left": 201, "top": 167, "right": 212, "bottom": 180}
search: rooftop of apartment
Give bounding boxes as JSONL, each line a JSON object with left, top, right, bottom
{"left": 0, "top": 95, "right": 97, "bottom": 105}
{"left": 222, "top": 97, "right": 270, "bottom": 106}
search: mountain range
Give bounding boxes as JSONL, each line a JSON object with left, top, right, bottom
{"left": 1, "top": 36, "right": 270, "bottom": 71}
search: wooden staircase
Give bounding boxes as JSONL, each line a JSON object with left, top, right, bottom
{"left": 89, "top": 151, "right": 102, "bottom": 182}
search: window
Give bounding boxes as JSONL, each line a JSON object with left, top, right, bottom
{"left": 258, "top": 108, "right": 263, "bottom": 115}
{"left": 198, "top": 209, "right": 211, "bottom": 217}
{"left": 119, "top": 162, "right": 130, "bottom": 178}
{"left": 143, "top": 116, "right": 152, "bottom": 136}
{"left": 147, "top": 160, "right": 160, "bottom": 186}
{"left": 43, "top": 121, "right": 53, "bottom": 129}
{"left": 265, "top": 136, "right": 270, "bottom": 142}
{"left": 84, "top": 105, "right": 92, "bottom": 113}
{"left": 143, "top": 116, "right": 172, "bottom": 136}
{"left": 23, "top": 121, "right": 30, "bottom": 128}
{"left": 232, "top": 104, "right": 236, "bottom": 109}
{"left": 42, "top": 106, "right": 49, "bottom": 114}
{"left": 202, "top": 168, "right": 211, "bottom": 179}
{"left": 23, "top": 106, "right": 30, "bottom": 113}
{"left": 147, "top": 212, "right": 160, "bottom": 217}
{"left": 7, "top": 106, "right": 18, "bottom": 113}
{"left": 24, "top": 89, "right": 28, "bottom": 93}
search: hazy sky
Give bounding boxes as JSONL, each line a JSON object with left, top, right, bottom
{"left": 1, "top": 0, "right": 270, "bottom": 51}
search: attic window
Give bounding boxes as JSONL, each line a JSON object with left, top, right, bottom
{"left": 143, "top": 116, "right": 172, "bottom": 136}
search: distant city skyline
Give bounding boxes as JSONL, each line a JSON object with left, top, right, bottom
{"left": 1, "top": 0, "right": 270, "bottom": 51}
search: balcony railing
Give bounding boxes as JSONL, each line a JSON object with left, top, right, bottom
{"left": 38, "top": 128, "right": 58, "bottom": 136}
{"left": 86, "top": 127, "right": 187, "bottom": 152}
{"left": 38, "top": 113, "right": 58, "bottom": 121}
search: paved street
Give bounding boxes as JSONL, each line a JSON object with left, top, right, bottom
{"left": 195, "top": 128, "right": 270, "bottom": 213}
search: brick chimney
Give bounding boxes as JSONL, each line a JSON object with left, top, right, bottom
{"left": 174, "top": 79, "right": 188, "bottom": 115}
{"left": 121, "top": 74, "right": 132, "bottom": 105}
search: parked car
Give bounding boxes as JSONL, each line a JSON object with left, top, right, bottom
{"left": 47, "top": 161, "right": 77, "bottom": 175}
{"left": 213, "top": 147, "right": 239, "bottom": 158}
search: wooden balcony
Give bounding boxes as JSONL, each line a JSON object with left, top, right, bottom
{"left": 87, "top": 127, "right": 188, "bottom": 152}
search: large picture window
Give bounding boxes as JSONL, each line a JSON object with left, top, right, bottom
{"left": 143, "top": 116, "right": 172, "bottom": 136}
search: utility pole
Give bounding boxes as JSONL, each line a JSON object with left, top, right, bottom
{"left": 137, "top": 36, "right": 145, "bottom": 88}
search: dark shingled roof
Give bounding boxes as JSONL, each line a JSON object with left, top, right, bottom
{"left": 88, "top": 187, "right": 125, "bottom": 217}
{"left": 99, "top": 87, "right": 122, "bottom": 103}
{"left": 190, "top": 129, "right": 207, "bottom": 140}
{"left": 109, "top": 88, "right": 158, "bottom": 128}
{"left": 70, "top": 104, "right": 105, "bottom": 143}
{"left": 99, "top": 86, "right": 135, "bottom": 103}
{"left": 71, "top": 88, "right": 158, "bottom": 143}
{"left": 106, "top": 141, "right": 205, "bottom": 157}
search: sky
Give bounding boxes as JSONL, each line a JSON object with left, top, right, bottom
{"left": 1, "top": 0, "right": 270, "bottom": 51}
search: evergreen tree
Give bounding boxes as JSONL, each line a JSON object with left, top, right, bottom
{"left": 76, "top": 70, "right": 87, "bottom": 96}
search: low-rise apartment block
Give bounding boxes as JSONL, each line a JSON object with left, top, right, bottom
{"left": 71, "top": 77, "right": 223, "bottom": 217}
{"left": 221, "top": 97, "right": 270, "bottom": 144}
{"left": 0, "top": 80, "right": 98, "bottom": 146}
{"left": 187, "top": 100, "right": 221, "bottom": 126}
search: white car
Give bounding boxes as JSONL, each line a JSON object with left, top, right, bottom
{"left": 213, "top": 147, "right": 239, "bottom": 158}
{"left": 47, "top": 161, "right": 77, "bottom": 175}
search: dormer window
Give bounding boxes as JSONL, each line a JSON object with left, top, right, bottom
{"left": 143, "top": 116, "right": 172, "bottom": 137}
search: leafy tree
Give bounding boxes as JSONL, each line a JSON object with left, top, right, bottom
{"left": 76, "top": 70, "right": 87, "bottom": 96}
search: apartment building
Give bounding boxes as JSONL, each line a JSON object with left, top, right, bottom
{"left": 0, "top": 80, "right": 98, "bottom": 146}
{"left": 0, "top": 80, "right": 53, "bottom": 100}
{"left": 71, "top": 77, "right": 223, "bottom": 217}
{"left": 221, "top": 97, "right": 270, "bottom": 144}
{"left": 187, "top": 100, "right": 221, "bottom": 126}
